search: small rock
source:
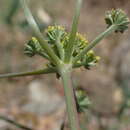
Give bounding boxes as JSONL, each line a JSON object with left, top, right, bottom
{"left": 22, "top": 80, "right": 65, "bottom": 116}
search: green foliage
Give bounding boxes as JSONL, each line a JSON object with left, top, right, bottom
{"left": 76, "top": 89, "right": 91, "bottom": 113}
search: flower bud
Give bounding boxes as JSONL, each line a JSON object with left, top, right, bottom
{"left": 45, "top": 25, "right": 66, "bottom": 44}
{"left": 24, "top": 37, "right": 43, "bottom": 57}
{"left": 83, "top": 50, "right": 100, "bottom": 69}
{"left": 105, "top": 9, "right": 130, "bottom": 33}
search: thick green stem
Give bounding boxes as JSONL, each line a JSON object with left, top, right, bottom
{"left": 73, "top": 24, "right": 118, "bottom": 64}
{"left": 59, "top": 64, "right": 81, "bottom": 130}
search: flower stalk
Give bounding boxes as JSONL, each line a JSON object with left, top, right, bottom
{"left": 55, "top": 32, "right": 65, "bottom": 60}
{"left": 0, "top": 67, "right": 56, "bottom": 78}
{"left": 65, "top": 0, "right": 82, "bottom": 63}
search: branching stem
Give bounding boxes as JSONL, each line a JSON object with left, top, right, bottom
{"left": 73, "top": 24, "right": 118, "bottom": 64}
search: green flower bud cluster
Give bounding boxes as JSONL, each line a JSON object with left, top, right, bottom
{"left": 24, "top": 25, "right": 100, "bottom": 69}
{"left": 24, "top": 37, "right": 43, "bottom": 57}
{"left": 45, "top": 26, "right": 66, "bottom": 58}
{"left": 45, "top": 25, "right": 66, "bottom": 44}
{"left": 83, "top": 50, "right": 100, "bottom": 69}
{"left": 70, "top": 33, "right": 88, "bottom": 57}
{"left": 45, "top": 25, "right": 89, "bottom": 57}
{"left": 105, "top": 9, "right": 130, "bottom": 33}
{"left": 75, "top": 89, "right": 91, "bottom": 113}
{"left": 24, "top": 37, "right": 49, "bottom": 59}
{"left": 45, "top": 25, "right": 100, "bottom": 68}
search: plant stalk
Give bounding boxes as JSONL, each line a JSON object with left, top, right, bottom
{"left": 65, "top": 0, "right": 82, "bottom": 63}
{"left": 55, "top": 35, "right": 64, "bottom": 60}
{"left": 0, "top": 67, "right": 56, "bottom": 79}
{"left": 59, "top": 64, "right": 81, "bottom": 130}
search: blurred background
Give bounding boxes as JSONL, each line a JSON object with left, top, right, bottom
{"left": 0, "top": 0, "right": 130, "bottom": 130}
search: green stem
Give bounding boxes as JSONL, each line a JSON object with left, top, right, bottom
{"left": 73, "top": 24, "right": 118, "bottom": 64}
{"left": 21, "top": 0, "right": 61, "bottom": 65}
{"left": 65, "top": 0, "right": 82, "bottom": 63}
{"left": 0, "top": 67, "right": 56, "bottom": 79}
{"left": 38, "top": 52, "right": 50, "bottom": 60}
{"left": 59, "top": 64, "right": 81, "bottom": 130}
{"left": 55, "top": 35, "right": 64, "bottom": 60}
{"left": 0, "top": 115, "right": 33, "bottom": 130}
